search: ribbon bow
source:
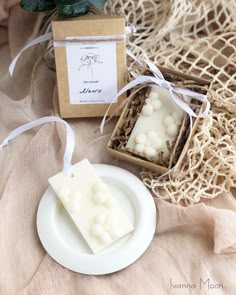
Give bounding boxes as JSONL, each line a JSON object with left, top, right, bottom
{"left": 100, "top": 58, "right": 210, "bottom": 133}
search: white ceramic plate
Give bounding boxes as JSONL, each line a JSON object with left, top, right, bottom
{"left": 37, "top": 164, "right": 156, "bottom": 275}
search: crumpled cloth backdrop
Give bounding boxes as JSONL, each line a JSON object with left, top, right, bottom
{"left": 0, "top": 1, "right": 236, "bottom": 295}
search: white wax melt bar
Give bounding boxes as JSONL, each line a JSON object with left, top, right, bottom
{"left": 48, "top": 159, "right": 134, "bottom": 254}
{"left": 126, "top": 86, "right": 184, "bottom": 160}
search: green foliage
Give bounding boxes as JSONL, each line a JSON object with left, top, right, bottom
{"left": 56, "top": 0, "right": 91, "bottom": 17}
{"left": 20, "top": 0, "right": 107, "bottom": 16}
{"left": 20, "top": 0, "right": 56, "bottom": 12}
{"left": 90, "top": 0, "right": 107, "bottom": 7}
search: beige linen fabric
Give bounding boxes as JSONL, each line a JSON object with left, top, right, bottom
{"left": 0, "top": 1, "right": 236, "bottom": 295}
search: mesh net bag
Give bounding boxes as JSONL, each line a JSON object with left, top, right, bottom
{"left": 104, "top": 0, "right": 236, "bottom": 206}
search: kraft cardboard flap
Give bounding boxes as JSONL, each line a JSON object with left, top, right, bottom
{"left": 52, "top": 16, "right": 126, "bottom": 38}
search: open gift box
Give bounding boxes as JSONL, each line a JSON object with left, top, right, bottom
{"left": 107, "top": 65, "right": 211, "bottom": 175}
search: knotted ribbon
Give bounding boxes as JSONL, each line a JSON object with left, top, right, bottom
{"left": 0, "top": 117, "right": 75, "bottom": 176}
{"left": 100, "top": 57, "right": 210, "bottom": 133}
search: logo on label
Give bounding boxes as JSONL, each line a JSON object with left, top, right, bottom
{"left": 78, "top": 53, "right": 102, "bottom": 79}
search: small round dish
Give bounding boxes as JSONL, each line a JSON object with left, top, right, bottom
{"left": 37, "top": 164, "right": 156, "bottom": 275}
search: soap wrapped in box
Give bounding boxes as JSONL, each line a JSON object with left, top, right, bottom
{"left": 52, "top": 15, "right": 127, "bottom": 118}
{"left": 107, "top": 66, "right": 210, "bottom": 175}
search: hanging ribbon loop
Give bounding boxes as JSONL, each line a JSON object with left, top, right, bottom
{"left": 9, "top": 32, "right": 53, "bottom": 76}
{"left": 0, "top": 117, "right": 75, "bottom": 176}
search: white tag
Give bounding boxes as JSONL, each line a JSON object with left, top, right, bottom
{"left": 66, "top": 38, "right": 118, "bottom": 105}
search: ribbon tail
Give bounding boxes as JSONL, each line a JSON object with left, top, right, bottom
{"left": 201, "top": 99, "right": 211, "bottom": 117}
{"left": 170, "top": 88, "right": 200, "bottom": 118}
{"left": 126, "top": 49, "right": 144, "bottom": 66}
{"left": 9, "top": 32, "right": 53, "bottom": 76}
{"left": 173, "top": 86, "right": 210, "bottom": 118}
{"left": 146, "top": 60, "right": 165, "bottom": 80}
{"left": 125, "top": 25, "right": 136, "bottom": 37}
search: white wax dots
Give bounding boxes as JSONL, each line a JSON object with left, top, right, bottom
{"left": 144, "top": 146, "right": 156, "bottom": 158}
{"left": 133, "top": 130, "right": 163, "bottom": 157}
{"left": 151, "top": 99, "right": 162, "bottom": 111}
{"left": 49, "top": 159, "right": 134, "bottom": 254}
{"left": 92, "top": 192, "right": 107, "bottom": 205}
{"left": 172, "top": 111, "right": 183, "bottom": 126}
{"left": 147, "top": 132, "right": 163, "bottom": 149}
{"left": 90, "top": 213, "right": 122, "bottom": 245}
{"left": 164, "top": 116, "right": 175, "bottom": 126}
{"left": 141, "top": 94, "right": 162, "bottom": 116}
{"left": 163, "top": 115, "right": 179, "bottom": 137}
{"left": 149, "top": 91, "right": 159, "bottom": 100}
{"left": 92, "top": 181, "right": 113, "bottom": 206}
{"left": 134, "top": 143, "right": 145, "bottom": 153}
{"left": 167, "top": 124, "right": 179, "bottom": 137}
{"left": 126, "top": 86, "right": 184, "bottom": 160}
{"left": 135, "top": 133, "right": 147, "bottom": 144}
{"left": 175, "top": 120, "right": 181, "bottom": 126}
{"left": 142, "top": 104, "right": 153, "bottom": 116}
{"left": 171, "top": 112, "right": 182, "bottom": 126}
{"left": 90, "top": 224, "right": 104, "bottom": 237}
{"left": 172, "top": 111, "right": 182, "bottom": 121}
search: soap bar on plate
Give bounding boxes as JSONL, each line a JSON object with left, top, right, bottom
{"left": 126, "top": 86, "right": 184, "bottom": 160}
{"left": 48, "top": 159, "right": 134, "bottom": 254}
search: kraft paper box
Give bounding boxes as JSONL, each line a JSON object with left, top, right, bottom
{"left": 52, "top": 15, "right": 127, "bottom": 118}
{"left": 107, "top": 66, "right": 210, "bottom": 175}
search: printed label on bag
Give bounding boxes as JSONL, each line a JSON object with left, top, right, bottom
{"left": 66, "top": 38, "right": 118, "bottom": 105}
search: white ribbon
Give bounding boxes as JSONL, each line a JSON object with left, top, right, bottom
{"left": 100, "top": 59, "right": 210, "bottom": 133}
{"left": 9, "top": 32, "right": 53, "bottom": 76}
{"left": 0, "top": 116, "right": 75, "bottom": 176}
{"left": 54, "top": 34, "right": 127, "bottom": 47}
{"left": 9, "top": 26, "right": 134, "bottom": 76}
